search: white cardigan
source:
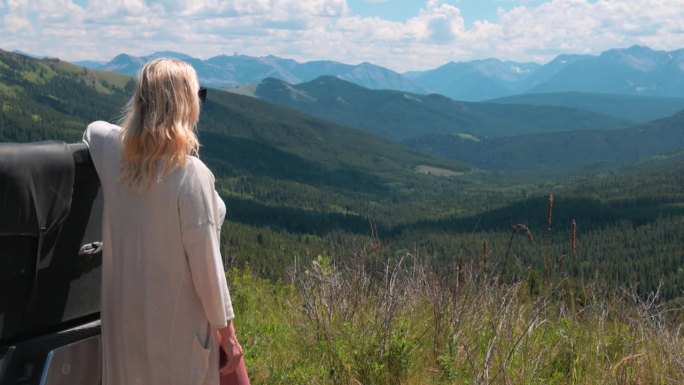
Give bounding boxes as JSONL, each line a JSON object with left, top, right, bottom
{"left": 84, "top": 121, "right": 234, "bottom": 385}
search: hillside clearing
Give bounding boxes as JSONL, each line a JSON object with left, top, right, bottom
{"left": 416, "top": 165, "right": 463, "bottom": 177}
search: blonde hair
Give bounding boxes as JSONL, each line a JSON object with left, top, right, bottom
{"left": 119, "top": 58, "right": 201, "bottom": 189}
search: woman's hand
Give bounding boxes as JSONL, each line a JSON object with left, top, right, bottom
{"left": 218, "top": 320, "right": 244, "bottom": 375}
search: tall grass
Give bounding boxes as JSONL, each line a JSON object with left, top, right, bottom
{"left": 228, "top": 240, "right": 683, "bottom": 384}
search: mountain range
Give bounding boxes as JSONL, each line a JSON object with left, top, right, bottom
{"left": 247, "top": 76, "right": 632, "bottom": 141}
{"left": 78, "top": 45, "right": 684, "bottom": 101}
{"left": 406, "top": 46, "right": 684, "bottom": 100}
{"left": 79, "top": 51, "right": 423, "bottom": 93}
{"left": 7, "top": 47, "right": 684, "bottom": 176}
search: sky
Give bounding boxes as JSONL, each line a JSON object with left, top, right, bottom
{"left": 1, "top": 0, "right": 683, "bottom": 72}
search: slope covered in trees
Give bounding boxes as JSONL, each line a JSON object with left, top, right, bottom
{"left": 0, "top": 49, "right": 132, "bottom": 142}
{"left": 404, "top": 110, "right": 684, "bottom": 171}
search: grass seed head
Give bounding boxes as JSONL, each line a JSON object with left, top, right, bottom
{"left": 513, "top": 224, "right": 536, "bottom": 246}
{"left": 546, "top": 194, "right": 554, "bottom": 230}
{"left": 570, "top": 219, "right": 577, "bottom": 256}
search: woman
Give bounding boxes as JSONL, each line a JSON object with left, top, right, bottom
{"left": 83, "top": 58, "right": 249, "bottom": 385}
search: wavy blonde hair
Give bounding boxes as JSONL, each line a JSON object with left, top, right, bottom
{"left": 119, "top": 58, "right": 201, "bottom": 189}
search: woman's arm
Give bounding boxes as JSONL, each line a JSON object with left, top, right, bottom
{"left": 178, "top": 161, "right": 234, "bottom": 328}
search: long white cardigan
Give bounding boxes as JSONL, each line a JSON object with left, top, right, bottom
{"left": 84, "top": 121, "right": 234, "bottom": 385}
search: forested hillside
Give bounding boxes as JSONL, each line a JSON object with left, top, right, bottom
{"left": 405, "top": 110, "right": 684, "bottom": 170}
{"left": 0, "top": 49, "right": 132, "bottom": 142}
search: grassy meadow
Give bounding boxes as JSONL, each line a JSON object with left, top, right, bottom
{"left": 228, "top": 246, "right": 684, "bottom": 385}
{"left": 224, "top": 196, "right": 684, "bottom": 385}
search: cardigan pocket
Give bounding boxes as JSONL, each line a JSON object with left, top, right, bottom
{"left": 191, "top": 332, "right": 211, "bottom": 384}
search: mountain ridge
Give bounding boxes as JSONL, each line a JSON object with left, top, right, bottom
{"left": 79, "top": 51, "right": 425, "bottom": 93}
{"left": 249, "top": 75, "right": 632, "bottom": 141}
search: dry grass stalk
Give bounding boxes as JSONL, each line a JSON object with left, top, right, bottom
{"left": 557, "top": 254, "right": 566, "bottom": 277}
{"left": 611, "top": 353, "right": 646, "bottom": 375}
{"left": 570, "top": 219, "right": 577, "bottom": 257}
{"left": 490, "top": 297, "right": 549, "bottom": 384}
{"left": 543, "top": 194, "right": 555, "bottom": 281}
{"left": 501, "top": 224, "right": 535, "bottom": 278}
{"left": 482, "top": 239, "right": 489, "bottom": 276}
{"left": 628, "top": 286, "right": 684, "bottom": 379}
{"left": 546, "top": 194, "right": 554, "bottom": 231}
{"left": 378, "top": 253, "right": 408, "bottom": 357}
{"left": 368, "top": 218, "right": 382, "bottom": 253}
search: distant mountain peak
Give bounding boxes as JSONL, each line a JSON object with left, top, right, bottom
{"left": 315, "top": 75, "right": 342, "bottom": 81}
{"left": 108, "top": 53, "right": 143, "bottom": 65}
{"left": 601, "top": 45, "right": 656, "bottom": 57}
{"left": 308, "top": 75, "right": 367, "bottom": 90}
{"left": 111, "top": 53, "right": 134, "bottom": 60}
{"left": 550, "top": 53, "right": 592, "bottom": 63}
{"left": 628, "top": 44, "right": 653, "bottom": 50}
{"left": 261, "top": 77, "right": 289, "bottom": 85}
{"left": 147, "top": 51, "right": 196, "bottom": 60}
{"left": 257, "top": 77, "right": 317, "bottom": 103}
{"left": 472, "top": 58, "right": 502, "bottom": 64}
{"left": 623, "top": 45, "right": 656, "bottom": 55}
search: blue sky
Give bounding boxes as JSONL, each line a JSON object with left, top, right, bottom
{"left": 0, "top": 0, "right": 680, "bottom": 71}
{"left": 348, "top": 0, "right": 440, "bottom": 22}
{"left": 347, "top": 0, "right": 601, "bottom": 27}
{"left": 348, "top": 0, "right": 535, "bottom": 26}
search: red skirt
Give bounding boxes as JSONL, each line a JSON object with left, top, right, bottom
{"left": 216, "top": 331, "right": 251, "bottom": 385}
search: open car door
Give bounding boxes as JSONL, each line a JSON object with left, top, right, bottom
{"left": 0, "top": 141, "right": 102, "bottom": 385}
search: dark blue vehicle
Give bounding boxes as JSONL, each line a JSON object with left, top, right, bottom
{"left": 1, "top": 141, "right": 103, "bottom": 385}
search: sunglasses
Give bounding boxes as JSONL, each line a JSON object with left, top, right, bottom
{"left": 198, "top": 87, "right": 207, "bottom": 103}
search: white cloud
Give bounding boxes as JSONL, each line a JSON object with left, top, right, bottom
{"left": 158, "top": 0, "right": 349, "bottom": 18}
{"left": 487, "top": 0, "right": 684, "bottom": 63}
{"left": 1, "top": 0, "right": 684, "bottom": 72}
{"left": 3, "top": 13, "right": 32, "bottom": 33}
{"left": 85, "top": 0, "right": 153, "bottom": 19}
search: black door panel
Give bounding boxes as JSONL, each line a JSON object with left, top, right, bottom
{"left": 0, "top": 142, "right": 102, "bottom": 345}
